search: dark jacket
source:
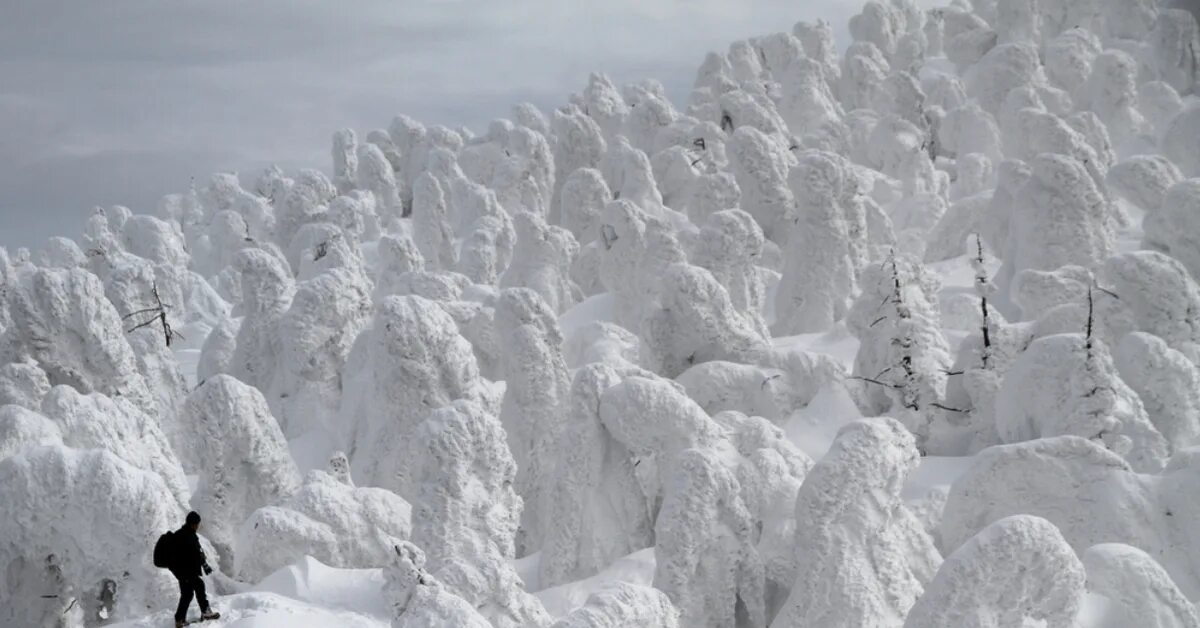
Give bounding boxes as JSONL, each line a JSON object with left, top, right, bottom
{"left": 170, "top": 526, "right": 208, "bottom": 577}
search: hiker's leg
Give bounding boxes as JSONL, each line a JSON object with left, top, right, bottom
{"left": 194, "top": 576, "right": 210, "bottom": 613}
{"left": 175, "top": 577, "right": 195, "bottom": 622}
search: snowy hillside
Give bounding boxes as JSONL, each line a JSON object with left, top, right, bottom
{"left": 3, "top": 0, "right": 1200, "bottom": 626}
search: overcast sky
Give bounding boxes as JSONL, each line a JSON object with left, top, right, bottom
{"left": 0, "top": 0, "right": 863, "bottom": 249}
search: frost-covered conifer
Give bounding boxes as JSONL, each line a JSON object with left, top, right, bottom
{"left": 643, "top": 262, "right": 767, "bottom": 378}
{"left": 1115, "top": 332, "right": 1200, "bottom": 455}
{"left": 996, "top": 332, "right": 1168, "bottom": 472}
{"left": 383, "top": 542, "right": 493, "bottom": 628}
{"left": 0, "top": 359, "right": 49, "bottom": 410}
{"left": 495, "top": 288, "right": 570, "bottom": 554}
{"left": 236, "top": 452, "right": 411, "bottom": 582}
{"left": 501, "top": 212, "right": 580, "bottom": 313}
{"left": 181, "top": 375, "right": 300, "bottom": 570}
{"left": 275, "top": 169, "right": 336, "bottom": 249}
{"left": 1109, "top": 154, "right": 1183, "bottom": 214}
{"left": 996, "top": 153, "right": 1114, "bottom": 302}
{"left": 728, "top": 126, "right": 794, "bottom": 243}
{"left": 227, "top": 248, "right": 294, "bottom": 395}
{"left": 775, "top": 151, "right": 856, "bottom": 334}
{"left": 272, "top": 266, "right": 372, "bottom": 438}
{"left": 693, "top": 209, "right": 769, "bottom": 338}
{"left": 409, "top": 400, "right": 551, "bottom": 627}
{"left": 0, "top": 445, "right": 180, "bottom": 627}
{"left": 654, "top": 447, "right": 765, "bottom": 628}
{"left": 3, "top": 267, "right": 159, "bottom": 417}
{"left": 551, "top": 583, "right": 679, "bottom": 628}
{"left": 1151, "top": 10, "right": 1200, "bottom": 97}
{"left": 40, "top": 385, "right": 189, "bottom": 507}
{"left": 537, "top": 364, "right": 654, "bottom": 587}
{"left": 1099, "top": 250, "right": 1200, "bottom": 349}
{"left": 1083, "top": 543, "right": 1200, "bottom": 628}
{"left": 847, "top": 255, "right": 952, "bottom": 446}
{"left": 332, "top": 128, "right": 359, "bottom": 193}
{"left": 772, "top": 418, "right": 940, "bottom": 628}
{"left": 341, "top": 295, "right": 495, "bottom": 496}
{"left": 409, "top": 172, "right": 457, "bottom": 272}
{"left": 358, "top": 143, "right": 403, "bottom": 226}
{"left": 1146, "top": 179, "right": 1200, "bottom": 281}
{"left": 903, "top": 515, "right": 1084, "bottom": 628}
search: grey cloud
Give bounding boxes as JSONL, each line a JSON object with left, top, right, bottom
{"left": 0, "top": 0, "right": 858, "bottom": 249}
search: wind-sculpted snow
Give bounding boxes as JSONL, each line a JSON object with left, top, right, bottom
{"left": 903, "top": 515, "right": 1085, "bottom": 628}
{"left": 9, "top": 0, "right": 1200, "bottom": 625}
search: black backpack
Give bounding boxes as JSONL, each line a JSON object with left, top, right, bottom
{"left": 153, "top": 531, "right": 175, "bottom": 569}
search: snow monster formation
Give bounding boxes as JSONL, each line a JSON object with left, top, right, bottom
{"left": 3, "top": 0, "right": 1200, "bottom": 625}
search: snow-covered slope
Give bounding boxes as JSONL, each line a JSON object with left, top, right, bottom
{"left": 3, "top": 0, "right": 1200, "bottom": 626}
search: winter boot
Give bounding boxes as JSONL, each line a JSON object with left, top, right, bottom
{"left": 201, "top": 610, "right": 221, "bottom": 620}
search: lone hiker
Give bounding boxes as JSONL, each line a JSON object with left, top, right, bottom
{"left": 170, "top": 512, "right": 219, "bottom": 626}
